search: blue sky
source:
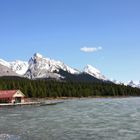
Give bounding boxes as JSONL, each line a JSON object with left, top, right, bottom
{"left": 0, "top": 0, "right": 140, "bottom": 82}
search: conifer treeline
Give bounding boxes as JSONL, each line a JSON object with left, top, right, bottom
{"left": 0, "top": 77, "right": 140, "bottom": 98}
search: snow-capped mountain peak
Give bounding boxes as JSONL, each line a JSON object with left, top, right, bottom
{"left": 0, "top": 53, "right": 139, "bottom": 86}
{"left": 26, "top": 53, "right": 80, "bottom": 79}
{"left": 112, "top": 80, "right": 140, "bottom": 89}
{"left": 10, "top": 60, "right": 29, "bottom": 75}
{"left": 84, "top": 64, "right": 107, "bottom": 80}
{"left": 33, "top": 53, "right": 43, "bottom": 59}
{"left": 127, "top": 80, "right": 140, "bottom": 88}
{"left": 0, "top": 59, "right": 10, "bottom": 67}
{"left": 0, "top": 53, "right": 107, "bottom": 81}
{"left": 0, "top": 59, "right": 29, "bottom": 75}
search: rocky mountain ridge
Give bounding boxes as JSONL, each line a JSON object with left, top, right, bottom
{"left": 0, "top": 53, "right": 139, "bottom": 88}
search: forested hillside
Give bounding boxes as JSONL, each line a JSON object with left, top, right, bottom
{"left": 0, "top": 77, "right": 140, "bottom": 98}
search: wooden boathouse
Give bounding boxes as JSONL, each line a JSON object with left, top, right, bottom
{"left": 0, "top": 90, "right": 25, "bottom": 103}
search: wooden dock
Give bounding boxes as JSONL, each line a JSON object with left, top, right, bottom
{"left": 0, "top": 101, "right": 64, "bottom": 107}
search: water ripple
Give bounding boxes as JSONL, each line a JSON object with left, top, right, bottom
{"left": 0, "top": 97, "right": 140, "bottom": 140}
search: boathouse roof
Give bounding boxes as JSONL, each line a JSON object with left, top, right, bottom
{"left": 0, "top": 90, "right": 23, "bottom": 99}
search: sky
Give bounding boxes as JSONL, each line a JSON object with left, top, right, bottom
{"left": 0, "top": 0, "right": 140, "bottom": 82}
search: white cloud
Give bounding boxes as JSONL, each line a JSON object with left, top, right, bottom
{"left": 80, "top": 46, "right": 102, "bottom": 53}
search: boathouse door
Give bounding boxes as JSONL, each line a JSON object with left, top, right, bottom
{"left": 15, "top": 97, "right": 21, "bottom": 103}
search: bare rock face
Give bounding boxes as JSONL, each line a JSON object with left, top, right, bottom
{"left": 25, "top": 53, "right": 80, "bottom": 79}
{"left": 0, "top": 64, "right": 19, "bottom": 76}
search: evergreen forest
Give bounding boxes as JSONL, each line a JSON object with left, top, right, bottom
{"left": 0, "top": 77, "right": 140, "bottom": 98}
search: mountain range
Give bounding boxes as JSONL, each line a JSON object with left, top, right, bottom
{"left": 0, "top": 53, "right": 139, "bottom": 88}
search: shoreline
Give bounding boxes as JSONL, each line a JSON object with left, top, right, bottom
{"left": 0, "top": 96, "right": 139, "bottom": 107}
{"left": 30, "top": 96, "right": 140, "bottom": 102}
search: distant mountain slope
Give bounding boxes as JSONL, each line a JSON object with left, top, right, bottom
{"left": 1, "top": 52, "right": 139, "bottom": 86}
{"left": 83, "top": 65, "right": 107, "bottom": 81}
{"left": 127, "top": 81, "right": 140, "bottom": 88}
{"left": 57, "top": 69, "right": 103, "bottom": 82}
{"left": 112, "top": 80, "right": 140, "bottom": 89}
{"left": 0, "top": 64, "right": 19, "bottom": 76}
{"left": 0, "top": 59, "right": 28, "bottom": 75}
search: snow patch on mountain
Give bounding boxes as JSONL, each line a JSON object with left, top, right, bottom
{"left": 112, "top": 79, "right": 140, "bottom": 89}
{"left": 0, "top": 64, "right": 18, "bottom": 76}
{"left": 126, "top": 80, "right": 140, "bottom": 88}
{"left": 111, "top": 79, "right": 124, "bottom": 85}
{"left": 0, "top": 59, "right": 29, "bottom": 75}
{"left": 34, "top": 53, "right": 43, "bottom": 59}
{"left": 83, "top": 64, "right": 107, "bottom": 80}
{"left": 25, "top": 53, "right": 80, "bottom": 79}
{"left": 127, "top": 80, "right": 136, "bottom": 87}
{"left": 10, "top": 61, "right": 29, "bottom": 75}
{"left": 0, "top": 53, "right": 111, "bottom": 81}
{"left": 0, "top": 59, "right": 10, "bottom": 67}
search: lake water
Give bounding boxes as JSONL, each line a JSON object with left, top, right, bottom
{"left": 0, "top": 98, "right": 140, "bottom": 140}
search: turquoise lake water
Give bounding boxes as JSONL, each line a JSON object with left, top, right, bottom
{"left": 0, "top": 97, "right": 140, "bottom": 140}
